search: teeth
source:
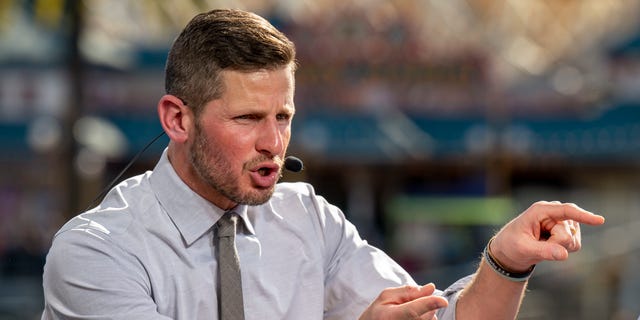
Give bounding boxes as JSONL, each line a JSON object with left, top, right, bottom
{"left": 258, "top": 168, "right": 269, "bottom": 176}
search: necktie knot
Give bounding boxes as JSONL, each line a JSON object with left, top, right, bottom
{"left": 217, "top": 213, "right": 238, "bottom": 238}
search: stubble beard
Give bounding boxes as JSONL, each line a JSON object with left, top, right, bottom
{"left": 190, "top": 121, "right": 276, "bottom": 206}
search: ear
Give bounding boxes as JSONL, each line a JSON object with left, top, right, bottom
{"left": 157, "top": 94, "right": 194, "bottom": 143}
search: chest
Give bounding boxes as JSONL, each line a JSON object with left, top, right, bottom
{"left": 145, "top": 228, "right": 326, "bottom": 319}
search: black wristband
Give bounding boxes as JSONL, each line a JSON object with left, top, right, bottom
{"left": 483, "top": 238, "right": 535, "bottom": 282}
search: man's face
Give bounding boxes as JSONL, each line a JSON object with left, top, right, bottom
{"left": 188, "top": 64, "right": 295, "bottom": 210}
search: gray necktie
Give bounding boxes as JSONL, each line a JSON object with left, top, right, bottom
{"left": 217, "top": 213, "right": 245, "bottom": 320}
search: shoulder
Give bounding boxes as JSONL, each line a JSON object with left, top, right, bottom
{"left": 44, "top": 209, "right": 145, "bottom": 289}
{"left": 45, "top": 173, "right": 159, "bottom": 288}
{"left": 268, "top": 182, "right": 346, "bottom": 227}
{"left": 54, "top": 171, "right": 157, "bottom": 246}
{"left": 271, "top": 182, "right": 333, "bottom": 211}
{"left": 273, "top": 181, "right": 315, "bottom": 198}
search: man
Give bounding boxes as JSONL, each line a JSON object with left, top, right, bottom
{"left": 41, "top": 9, "right": 605, "bottom": 320}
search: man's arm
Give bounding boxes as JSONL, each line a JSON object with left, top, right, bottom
{"left": 359, "top": 201, "right": 605, "bottom": 320}
{"left": 455, "top": 256, "right": 527, "bottom": 319}
{"left": 456, "top": 201, "right": 604, "bottom": 319}
{"left": 42, "top": 229, "right": 171, "bottom": 320}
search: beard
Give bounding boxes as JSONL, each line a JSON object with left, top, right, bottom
{"left": 189, "top": 121, "right": 277, "bottom": 206}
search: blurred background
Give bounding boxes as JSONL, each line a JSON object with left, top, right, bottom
{"left": 1, "top": 0, "right": 640, "bottom": 319}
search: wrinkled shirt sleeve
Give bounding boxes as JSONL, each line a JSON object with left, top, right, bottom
{"left": 436, "top": 274, "right": 474, "bottom": 320}
{"left": 304, "top": 183, "right": 471, "bottom": 320}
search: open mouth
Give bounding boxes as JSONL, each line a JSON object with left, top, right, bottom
{"left": 257, "top": 167, "right": 273, "bottom": 177}
{"left": 249, "top": 163, "right": 281, "bottom": 188}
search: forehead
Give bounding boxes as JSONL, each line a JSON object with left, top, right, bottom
{"left": 219, "top": 65, "right": 295, "bottom": 100}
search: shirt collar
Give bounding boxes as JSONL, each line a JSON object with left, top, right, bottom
{"left": 149, "top": 149, "right": 256, "bottom": 245}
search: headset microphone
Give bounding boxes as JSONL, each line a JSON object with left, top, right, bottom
{"left": 284, "top": 156, "right": 304, "bottom": 173}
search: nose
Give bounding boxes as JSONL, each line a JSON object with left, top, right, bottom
{"left": 256, "top": 118, "right": 286, "bottom": 157}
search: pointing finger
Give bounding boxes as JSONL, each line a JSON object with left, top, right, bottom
{"left": 532, "top": 202, "right": 605, "bottom": 226}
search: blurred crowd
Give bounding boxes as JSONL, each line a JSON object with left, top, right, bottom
{"left": 1, "top": 1, "right": 640, "bottom": 319}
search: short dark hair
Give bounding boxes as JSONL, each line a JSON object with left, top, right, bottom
{"left": 164, "top": 9, "right": 296, "bottom": 116}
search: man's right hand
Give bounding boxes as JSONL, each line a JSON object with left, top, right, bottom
{"left": 359, "top": 283, "right": 448, "bottom": 320}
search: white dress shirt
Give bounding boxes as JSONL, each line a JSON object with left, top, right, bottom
{"left": 42, "top": 149, "right": 469, "bottom": 319}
